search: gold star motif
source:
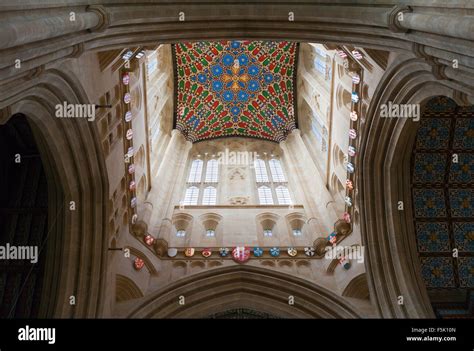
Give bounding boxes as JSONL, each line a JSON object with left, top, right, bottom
{"left": 429, "top": 232, "right": 438, "bottom": 241}
{"left": 222, "top": 60, "right": 250, "bottom": 92}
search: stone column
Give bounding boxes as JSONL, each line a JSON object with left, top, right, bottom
{"left": 141, "top": 129, "right": 191, "bottom": 233}
{"left": 280, "top": 129, "right": 337, "bottom": 235}
{"left": 150, "top": 129, "right": 170, "bottom": 180}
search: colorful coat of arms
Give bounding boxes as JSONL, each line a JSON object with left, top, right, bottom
{"left": 133, "top": 257, "right": 144, "bottom": 270}
{"left": 219, "top": 248, "right": 230, "bottom": 257}
{"left": 202, "top": 248, "right": 212, "bottom": 258}
{"left": 269, "top": 247, "right": 280, "bottom": 257}
{"left": 167, "top": 248, "right": 178, "bottom": 257}
{"left": 304, "top": 247, "right": 315, "bottom": 257}
{"left": 184, "top": 248, "right": 195, "bottom": 257}
{"left": 232, "top": 246, "right": 251, "bottom": 263}
{"left": 144, "top": 234, "right": 155, "bottom": 246}
{"left": 253, "top": 247, "right": 263, "bottom": 257}
{"left": 287, "top": 247, "right": 298, "bottom": 257}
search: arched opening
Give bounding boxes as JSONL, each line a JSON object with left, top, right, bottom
{"left": 0, "top": 2, "right": 473, "bottom": 321}
{"left": 125, "top": 265, "right": 363, "bottom": 318}
{"left": 115, "top": 274, "right": 144, "bottom": 302}
{"left": 208, "top": 308, "right": 280, "bottom": 319}
{"left": 410, "top": 96, "right": 473, "bottom": 318}
{"left": 359, "top": 75, "right": 474, "bottom": 317}
{"left": 343, "top": 273, "right": 370, "bottom": 300}
{"left": 0, "top": 114, "right": 50, "bottom": 318}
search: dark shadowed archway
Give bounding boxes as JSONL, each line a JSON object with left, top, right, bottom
{"left": 0, "top": 114, "right": 51, "bottom": 318}
{"left": 0, "top": 69, "right": 110, "bottom": 318}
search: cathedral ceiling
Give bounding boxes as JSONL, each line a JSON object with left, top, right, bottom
{"left": 411, "top": 97, "right": 474, "bottom": 318}
{"left": 173, "top": 41, "right": 298, "bottom": 143}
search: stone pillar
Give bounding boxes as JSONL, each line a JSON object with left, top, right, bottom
{"left": 150, "top": 130, "right": 170, "bottom": 181}
{"left": 280, "top": 129, "right": 337, "bottom": 235}
{"left": 142, "top": 129, "right": 191, "bottom": 236}
{"left": 141, "top": 129, "right": 187, "bottom": 220}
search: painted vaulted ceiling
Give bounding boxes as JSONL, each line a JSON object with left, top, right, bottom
{"left": 173, "top": 41, "right": 298, "bottom": 143}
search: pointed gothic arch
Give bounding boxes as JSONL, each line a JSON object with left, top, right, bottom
{"left": 359, "top": 56, "right": 473, "bottom": 318}
{"left": 0, "top": 69, "right": 109, "bottom": 318}
{"left": 125, "top": 265, "right": 364, "bottom": 318}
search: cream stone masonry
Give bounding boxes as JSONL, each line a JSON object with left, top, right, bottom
{"left": 0, "top": 0, "right": 473, "bottom": 319}
{"left": 1, "top": 1, "right": 473, "bottom": 98}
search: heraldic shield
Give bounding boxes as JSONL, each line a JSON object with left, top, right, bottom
{"left": 232, "top": 246, "right": 250, "bottom": 263}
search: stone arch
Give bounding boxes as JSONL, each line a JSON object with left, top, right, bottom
{"left": 0, "top": 68, "right": 109, "bottom": 318}
{"left": 171, "top": 261, "right": 187, "bottom": 280}
{"left": 172, "top": 212, "right": 193, "bottom": 234}
{"left": 332, "top": 143, "right": 342, "bottom": 167}
{"left": 343, "top": 273, "right": 370, "bottom": 300}
{"left": 208, "top": 261, "right": 223, "bottom": 268}
{"left": 256, "top": 212, "right": 280, "bottom": 239}
{"left": 336, "top": 84, "right": 352, "bottom": 111}
{"left": 278, "top": 260, "right": 293, "bottom": 268}
{"left": 172, "top": 261, "right": 187, "bottom": 269}
{"left": 1, "top": 4, "right": 472, "bottom": 107}
{"left": 0, "top": 114, "right": 51, "bottom": 318}
{"left": 358, "top": 55, "right": 471, "bottom": 318}
{"left": 330, "top": 173, "right": 345, "bottom": 200}
{"left": 0, "top": 2, "right": 473, "bottom": 320}
{"left": 115, "top": 274, "right": 144, "bottom": 302}
{"left": 260, "top": 260, "right": 276, "bottom": 267}
{"left": 342, "top": 88, "right": 352, "bottom": 111}
{"left": 126, "top": 265, "right": 364, "bottom": 318}
{"left": 409, "top": 97, "right": 473, "bottom": 318}
{"left": 136, "top": 174, "right": 147, "bottom": 201}
{"left": 135, "top": 144, "right": 145, "bottom": 169}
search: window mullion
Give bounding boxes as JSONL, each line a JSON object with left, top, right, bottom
{"left": 265, "top": 159, "right": 277, "bottom": 203}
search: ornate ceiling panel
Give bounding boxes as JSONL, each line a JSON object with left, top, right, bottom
{"left": 173, "top": 41, "right": 298, "bottom": 143}
{"left": 411, "top": 96, "right": 474, "bottom": 318}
